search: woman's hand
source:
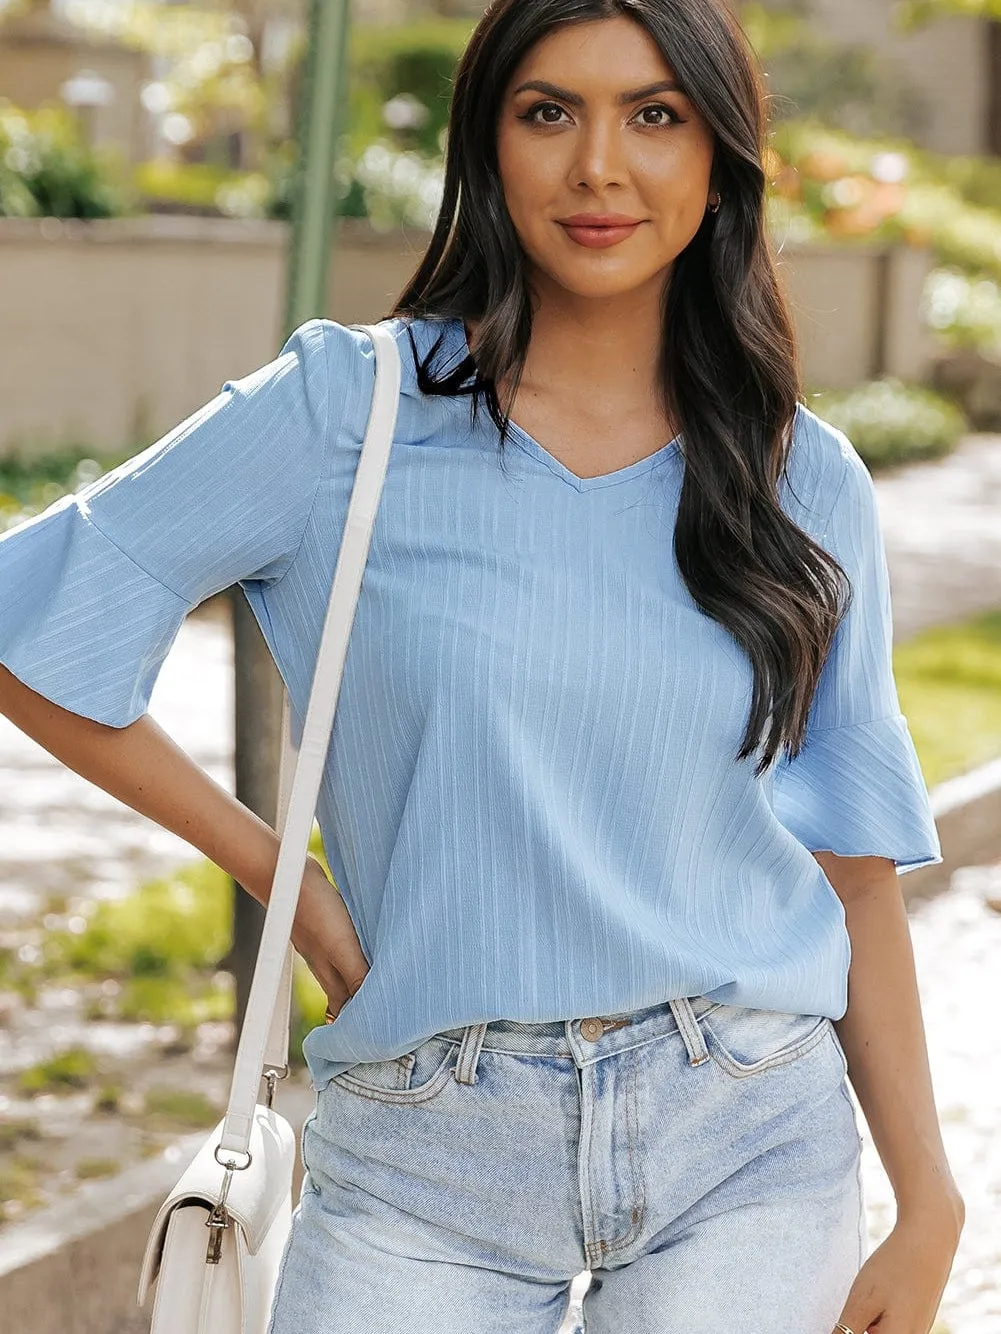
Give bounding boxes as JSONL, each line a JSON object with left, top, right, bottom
{"left": 832, "top": 1193, "right": 965, "bottom": 1334}
{"left": 291, "top": 855, "right": 370, "bottom": 1022}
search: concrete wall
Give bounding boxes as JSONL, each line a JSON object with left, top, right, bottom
{"left": 0, "top": 213, "right": 937, "bottom": 459}
{"left": 805, "top": 0, "right": 989, "bottom": 157}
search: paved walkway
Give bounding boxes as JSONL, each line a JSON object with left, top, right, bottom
{"left": 876, "top": 433, "right": 1001, "bottom": 641}
{"left": 1, "top": 434, "right": 999, "bottom": 1332}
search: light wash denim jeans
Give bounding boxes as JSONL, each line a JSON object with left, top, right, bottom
{"left": 267, "top": 993, "right": 866, "bottom": 1334}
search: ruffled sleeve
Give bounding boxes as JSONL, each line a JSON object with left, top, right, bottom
{"left": 771, "top": 441, "right": 943, "bottom": 874}
{"left": 0, "top": 319, "right": 331, "bottom": 727}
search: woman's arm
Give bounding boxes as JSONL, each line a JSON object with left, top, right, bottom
{"left": 0, "top": 662, "right": 282, "bottom": 901}
{"left": 817, "top": 848, "right": 965, "bottom": 1333}
{"left": 0, "top": 663, "right": 369, "bottom": 1013}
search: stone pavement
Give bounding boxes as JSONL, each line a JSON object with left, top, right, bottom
{"left": 875, "top": 433, "right": 1001, "bottom": 642}
{"left": 1, "top": 434, "right": 1000, "bottom": 1332}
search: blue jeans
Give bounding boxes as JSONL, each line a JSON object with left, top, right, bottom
{"left": 268, "top": 994, "right": 866, "bottom": 1333}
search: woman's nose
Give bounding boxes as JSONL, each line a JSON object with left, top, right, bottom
{"left": 567, "top": 120, "right": 629, "bottom": 190}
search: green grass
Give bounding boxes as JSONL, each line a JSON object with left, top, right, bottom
{"left": 16, "top": 1047, "right": 99, "bottom": 1096}
{"left": 142, "top": 1088, "right": 219, "bottom": 1129}
{"left": 45, "top": 859, "right": 231, "bottom": 983}
{"left": 0, "top": 1119, "right": 42, "bottom": 1152}
{"left": 0, "top": 1156, "right": 43, "bottom": 1222}
{"left": 894, "top": 607, "right": 1001, "bottom": 787}
{"left": 75, "top": 1157, "right": 120, "bottom": 1181}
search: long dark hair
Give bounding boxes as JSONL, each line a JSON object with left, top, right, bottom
{"left": 386, "top": 0, "right": 849, "bottom": 778}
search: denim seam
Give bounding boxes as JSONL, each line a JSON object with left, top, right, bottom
{"left": 703, "top": 1014, "right": 830, "bottom": 1078}
{"left": 579, "top": 1067, "right": 602, "bottom": 1267}
{"left": 331, "top": 1050, "right": 455, "bottom": 1104}
{"left": 603, "top": 1044, "right": 646, "bottom": 1256}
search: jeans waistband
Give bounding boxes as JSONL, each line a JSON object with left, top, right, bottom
{"left": 438, "top": 994, "right": 719, "bottom": 1085}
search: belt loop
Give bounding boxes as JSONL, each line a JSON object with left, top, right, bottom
{"left": 454, "top": 1022, "right": 488, "bottom": 1084}
{"left": 669, "top": 997, "right": 711, "bottom": 1067}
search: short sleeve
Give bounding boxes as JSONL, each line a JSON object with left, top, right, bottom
{"left": 0, "top": 319, "right": 331, "bottom": 728}
{"left": 771, "top": 442, "right": 942, "bottom": 874}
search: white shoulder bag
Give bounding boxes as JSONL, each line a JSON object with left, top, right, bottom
{"left": 136, "top": 320, "right": 403, "bottom": 1334}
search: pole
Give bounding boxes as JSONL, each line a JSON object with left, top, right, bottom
{"left": 230, "top": 0, "right": 353, "bottom": 1041}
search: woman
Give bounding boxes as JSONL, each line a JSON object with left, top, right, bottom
{"left": 0, "top": 1, "right": 964, "bottom": 1331}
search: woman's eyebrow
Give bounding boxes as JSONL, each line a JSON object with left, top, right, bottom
{"left": 512, "top": 78, "right": 683, "bottom": 107}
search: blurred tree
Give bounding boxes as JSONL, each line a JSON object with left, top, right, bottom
{"left": 896, "top": 0, "right": 1001, "bottom": 21}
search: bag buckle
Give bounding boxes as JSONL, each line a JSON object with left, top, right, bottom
{"left": 264, "top": 1064, "right": 289, "bottom": 1109}
{"left": 204, "top": 1161, "right": 237, "bottom": 1265}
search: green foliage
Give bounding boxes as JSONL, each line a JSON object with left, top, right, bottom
{"left": 895, "top": 0, "right": 1001, "bottom": 28}
{"left": 93, "top": 1084, "right": 123, "bottom": 1114}
{"left": 290, "top": 956, "right": 328, "bottom": 1068}
{"left": 806, "top": 379, "right": 966, "bottom": 468}
{"left": 0, "top": 1156, "right": 42, "bottom": 1222}
{"left": 17, "top": 1047, "right": 100, "bottom": 1096}
{"left": 0, "top": 1119, "right": 42, "bottom": 1152}
{"left": 347, "top": 20, "right": 475, "bottom": 160}
{"left": 0, "top": 449, "right": 123, "bottom": 532}
{"left": 45, "top": 861, "right": 231, "bottom": 981}
{"left": 115, "top": 973, "right": 233, "bottom": 1027}
{"left": 922, "top": 266, "right": 1001, "bottom": 356}
{"left": 142, "top": 1087, "right": 220, "bottom": 1129}
{"left": 75, "top": 1157, "right": 120, "bottom": 1180}
{"left": 768, "top": 118, "right": 1001, "bottom": 287}
{"left": 894, "top": 609, "right": 1001, "bottom": 786}
{"left": 0, "top": 99, "right": 133, "bottom": 219}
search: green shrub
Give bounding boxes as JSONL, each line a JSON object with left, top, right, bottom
{"left": 134, "top": 159, "right": 273, "bottom": 219}
{"left": 17, "top": 1047, "right": 100, "bottom": 1096}
{"left": 75, "top": 1157, "right": 120, "bottom": 1180}
{"left": 922, "top": 265, "right": 1001, "bottom": 355}
{"left": 290, "top": 957, "right": 328, "bottom": 1068}
{"left": 116, "top": 973, "right": 233, "bottom": 1026}
{"left": 0, "top": 448, "right": 130, "bottom": 533}
{"left": 805, "top": 378, "right": 966, "bottom": 468}
{"left": 347, "top": 20, "right": 474, "bottom": 160}
{"left": 0, "top": 99, "right": 133, "bottom": 219}
{"left": 0, "top": 1119, "right": 42, "bottom": 1152}
{"left": 0, "top": 1156, "right": 43, "bottom": 1222}
{"left": 143, "top": 1088, "right": 220, "bottom": 1129}
{"left": 45, "top": 861, "right": 231, "bottom": 980}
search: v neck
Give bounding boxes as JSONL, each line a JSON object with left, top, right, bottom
{"left": 435, "top": 316, "right": 682, "bottom": 493}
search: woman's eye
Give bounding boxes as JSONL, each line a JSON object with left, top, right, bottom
{"left": 521, "top": 102, "right": 568, "bottom": 125}
{"left": 519, "top": 101, "right": 681, "bottom": 127}
{"left": 637, "top": 103, "right": 681, "bottom": 127}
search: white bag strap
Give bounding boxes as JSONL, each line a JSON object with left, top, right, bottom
{"left": 219, "top": 320, "right": 402, "bottom": 1156}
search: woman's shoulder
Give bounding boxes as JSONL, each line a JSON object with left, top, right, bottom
{"left": 307, "top": 313, "right": 469, "bottom": 451}
{"left": 310, "top": 313, "right": 466, "bottom": 387}
{"left": 780, "top": 400, "right": 870, "bottom": 539}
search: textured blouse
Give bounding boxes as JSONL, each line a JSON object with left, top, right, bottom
{"left": 0, "top": 315, "right": 943, "bottom": 1089}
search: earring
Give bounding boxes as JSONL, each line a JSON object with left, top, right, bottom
{"left": 708, "top": 192, "right": 721, "bottom": 214}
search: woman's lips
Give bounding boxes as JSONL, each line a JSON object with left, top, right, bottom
{"left": 560, "top": 221, "right": 642, "bottom": 248}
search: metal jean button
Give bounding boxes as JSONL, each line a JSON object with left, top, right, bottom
{"left": 580, "top": 1017, "right": 604, "bottom": 1042}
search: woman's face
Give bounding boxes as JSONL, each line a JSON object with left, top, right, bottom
{"left": 495, "top": 15, "right": 717, "bottom": 306}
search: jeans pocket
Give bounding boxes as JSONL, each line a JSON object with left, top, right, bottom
{"left": 330, "top": 1034, "right": 458, "bottom": 1105}
{"left": 702, "top": 1003, "right": 831, "bottom": 1079}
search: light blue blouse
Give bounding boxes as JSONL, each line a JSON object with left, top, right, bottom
{"left": 0, "top": 315, "right": 942, "bottom": 1089}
